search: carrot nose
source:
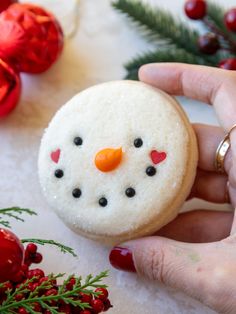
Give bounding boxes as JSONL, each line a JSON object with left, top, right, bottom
{"left": 95, "top": 147, "right": 123, "bottom": 172}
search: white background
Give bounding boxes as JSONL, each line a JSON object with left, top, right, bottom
{"left": 1, "top": 0, "right": 235, "bottom": 313}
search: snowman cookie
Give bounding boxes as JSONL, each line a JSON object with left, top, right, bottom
{"left": 38, "top": 81, "right": 198, "bottom": 244}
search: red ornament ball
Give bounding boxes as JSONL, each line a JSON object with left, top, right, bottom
{"left": 184, "top": 0, "right": 206, "bottom": 20}
{"left": 225, "top": 8, "right": 236, "bottom": 33}
{"left": 0, "top": 58, "right": 21, "bottom": 117}
{"left": 198, "top": 33, "right": 220, "bottom": 55}
{"left": 0, "top": 3, "right": 64, "bottom": 73}
{"left": 0, "top": 0, "right": 17, "bottom": 13}
{"left": 219, "top": 58, "right": 236, "bottom": 70}
{"left": 0, "top": 228, "right": 24, "bottom": 282}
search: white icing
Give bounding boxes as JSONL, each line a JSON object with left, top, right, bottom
{"left": 38, "top": 81, "right": 190, "bottom": 237}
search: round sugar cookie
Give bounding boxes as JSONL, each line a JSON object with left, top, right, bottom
{"left": 38, "top": 80, "right": 198, "bottom": 244}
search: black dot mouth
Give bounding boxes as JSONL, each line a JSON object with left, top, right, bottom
{"left": 72, "top": 188, "right": 82, "bottom": 198}
{"left": 74, "top": 136, "right": 83, "bottom": 146}
{"left": 146, "top": 166, "right": 156, "bottom": 176}
{"left": 98, "top": 197, "right": 108, "bottom": 207}
{"left": 125, "top": 187, "right": 136, "bottom": 198}
{"left": 54, "top": 169, "right": 64, "bottom": 178}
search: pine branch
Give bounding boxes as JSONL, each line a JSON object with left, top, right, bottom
{"left": 21, "top": 239, "right": 77, "bottom": 257}
{"left": 204, "top": 2, "right": 236, "bottom": 54}
{"left": 0, "top": 271, "right": 109, "bottom": 313}
{"left": 125, "top": 48, "right": 217, "bottom": 80}
{"left": 112, "top": 0, "right": 221, "bottom": 64}
{"left": 207, "top": 1, "right": 236, "bottom": 41}
{"left": 0, "top": 207, "right": 37, "bottom": 228}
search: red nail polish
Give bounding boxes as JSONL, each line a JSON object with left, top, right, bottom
{"left": 109, "top": 246, "right": 136, "bottom": 272}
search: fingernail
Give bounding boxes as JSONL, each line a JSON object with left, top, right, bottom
{"left": 109, "top": 246, "right": 136, "bottom": 272}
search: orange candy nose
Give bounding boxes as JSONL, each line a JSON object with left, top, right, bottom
{"left": 95, "top": 147, "right": 123, "bottom": 172}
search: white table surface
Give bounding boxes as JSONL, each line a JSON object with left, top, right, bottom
{"left": 1, "top": 0, "right": 235, "bottom": 313}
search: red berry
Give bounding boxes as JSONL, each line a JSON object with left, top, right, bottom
{"left": 198, "top": 33, "right": 220, "bottom": 54}
{"left": 95, "top": 287, "right": 108, "bottom": 301}
{"left": 0, "top": 0, "right": 17, "bottom": 13}
{"left": 32, "top": 302, "right": 42, "bottom": 312}
{"left": 0, "top": 281, "right": 12, "bottom": 294}
{"left": 0, "top": 229, "right": 24, "bottom": 282}
{"left": 18, "top": 308, "right": 28, "bottom": 314}
{"left": 103, "top": 299, "right": 112, "bottom": 311}
{"left": 184, "top": 0, "right": 206, "bottom": 20}
{"left": 26, "top": 243, "right": 37, "bottom": 254}
{"left": 28, "top": 282, "right": 39, "bottom": 292}
{"left": 225, "top": 8, "right": 236, "bottom": 33}
{"left": 32, "top": 252, "right": 43, "bottom": 264}
{"left": 27, "top": 268, "right": 45, "bottom": 280}
{"left": 45, "top": 288, "right": 58, "bottom": 296}
{"left": 15, "top": 293, "right": 24, "bottom": 301}
{"left": 79, "top": 292, "right": 92, "bottom": 304}
{"left": 219, "top": 58, "right": 236, "bottom": 70}
{"left": 11, "top": 270, "right": 26, "bottom": 283}
{"left": 59, "top": 304, "right": 71, "bottom": 313}
{"left": 66, "top": 277, "right": 76, "bottom": 291}
{"left": 79, "top": 311, "right": 92, "bottom": 314}
{"left": 91, "top": 299, "right": 104, "bottom": 313}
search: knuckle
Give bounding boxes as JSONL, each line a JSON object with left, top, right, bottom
{"left": 140, "top": 245, "right": 169, "bottom": 283}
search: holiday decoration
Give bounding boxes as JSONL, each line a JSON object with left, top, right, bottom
{"left": 0, "top": 229, "right": 24, "bottom": 283}
{"left": 184, "top": 0, "right": 206, "bottom": 20}
{"left": 219, "top": 57, "right": 236, "bottom": 70}
{"left": 0, "top": 208, "right": 112, "bottom": 313}
{"left": 0, "top": 3, "right": 64, "bottom": 117}
{"left": 0, "top": 0, "right": 17, "bottom": 14}
{"left": 0, "top": 58, "right": 21, "bottom": 117}
{"left": 225, "top": 8, "right": 236, "bottom": 33}
{"left": 0, "top": 3, "right": 64, "bottom": 73}
{"left": 112, "top": 0, "right": 236, "bottom": 79}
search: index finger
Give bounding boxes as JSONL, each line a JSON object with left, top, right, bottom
{"left": 139, "top": 63, "right": 236, "bottom": 130}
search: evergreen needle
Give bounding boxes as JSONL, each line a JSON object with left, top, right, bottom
{"left": 124, "top": 48, "right": 216, "bottom": 80}
{"left": 0, "top": 271, "right": 109, "bottom": 313}
{"left": 21, "top": 238, "right": 77, "bottom": 257}
{"left": 0, "top": 207, "right": 37, "bottom": 228}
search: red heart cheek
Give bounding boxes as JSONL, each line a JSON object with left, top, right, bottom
{"left": 51, "top": 149, "right": 61, "bottom": 163}
{"left": 151, "top": 150, "right": 167, "bottom": 164}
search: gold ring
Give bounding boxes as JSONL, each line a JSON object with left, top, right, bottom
{"left": 215, "top": 124, "right": 236, "bottom": 174}
{"left": 215, "top": 134, "right": 230, "bottom": 173}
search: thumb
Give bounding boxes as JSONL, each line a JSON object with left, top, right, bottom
{"left": 109, "top": 237, "right": 210, "bottom": 301}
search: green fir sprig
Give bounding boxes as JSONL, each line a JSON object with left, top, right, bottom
{"left": 0, "top": 271, "right": 109, "bottom": 314}
{"left": 112, "top": 0, "right": 235, "bottom": 80}
{"left": 0, "top": 207, "right": 37, "bottom": 228}
{"left": 21, "top": 238, "right": 77, "bottom": 257}
{"left": 125, "top": 48, "right": 213, "bottom": 80}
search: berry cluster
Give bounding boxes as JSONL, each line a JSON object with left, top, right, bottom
{"left": 0, "top": 228, "right": 112, "bottom": 313}
{"left": 184, "top": 0, "right": 236, "bottom": 70}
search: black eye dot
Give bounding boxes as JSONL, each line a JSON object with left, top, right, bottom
{"left": 74, "top": 137, "right": 83, "bottom": 146}
{"left": 99, "top": 197, "right": 107, "bottom": 207}
{"left": 125, "top": 187, "right": 136, "bottom": 198}
{"left": 54, "top": 169, "right": 64, "bottom": 178}
{"left": 134, "top": 138, "right": 143, "bottom": 148}
{"left": 146, "top": 166, "right": 156, "bottom": 177}
{"left": 72, "top": 188, "right": 82, "bottom": 198}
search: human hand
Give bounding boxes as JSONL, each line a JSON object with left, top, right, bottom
{"left": 109, "top": 63, "right": 236, "bottom": 314}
